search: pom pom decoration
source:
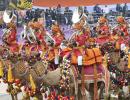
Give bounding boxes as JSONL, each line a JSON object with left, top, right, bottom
{"left": 103, "top": 53, "right": 108, "bottom": 67}
{"left": 29, "top": 74, "right": 36, "bottom": 92}
{"left": 0, "top": 60, "right": 3, "bottom": 77}
{"left": 128, "top": 52, "right": 130, "bottom": 68}
{"left": 115, "top": 41, "right": 120, "bottom": 50}
{"left": 7, "top": 63, "right": 14, "bottom": 83}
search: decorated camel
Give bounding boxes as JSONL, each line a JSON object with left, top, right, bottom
{"left": 0, "top": 8, "right": 111, "bottom": 100}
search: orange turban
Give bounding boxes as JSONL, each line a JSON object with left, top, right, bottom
{"left": 117, "top": 16, "right": 125, "bottom": 23}
{"left": 98, "top": 16, "right": 107, "bottom": 24}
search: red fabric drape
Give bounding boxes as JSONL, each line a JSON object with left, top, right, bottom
{"left": 33, "top": 0, "right": 130, "bottom": 7}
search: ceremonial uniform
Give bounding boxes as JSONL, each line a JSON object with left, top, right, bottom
{"left": 96, "top": 16, "right": 111, "bottom": 44}
{"left": 3, "top": 23, "right": 19, "bottom": 53}
{"left": 115, "top": 16, "right": 129, "bottom": 36}
{"left": 113, "top": 16, "right": 129, "bottom": 51}
{"left": 47, "top": 22, "right": 64, "bottom": 66}
{"left": 51, "top": 23, "right": 64, "bottom": 47}
{"left": 29, "top": 21, "right": 47, "bottom": 51}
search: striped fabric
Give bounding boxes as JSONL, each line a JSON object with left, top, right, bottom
{"left": 33, "top": 0, "right": 130, "bottom": 7}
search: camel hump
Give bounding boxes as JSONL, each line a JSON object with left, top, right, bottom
{"left": 27, "top": 61, "right": 48, "bottom": 83}
{"left": 14, "top": 61, "right": 27, "bottom": 75}
{"left": 33, "top": 61, "right": 47, "bottom": 76}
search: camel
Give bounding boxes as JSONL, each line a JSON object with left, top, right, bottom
{"left": 0, "top": 47, "right": 79, "bottom": 100}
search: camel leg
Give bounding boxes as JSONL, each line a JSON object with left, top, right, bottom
{"left": 78, "top": 84, "right": 87, "bottom": 100}
{"left": 22, "top": 93, "right": 30, "bottom": 100}
{"left": 34, "top": 93, "right": 43, "bottom": 100}
{"left": 78, "top": 85, "right": 82, "bottom": 100}
{"left": 8, "top": 84, "right": 16, "bottom": 100}
{"left": 98, "top": 81, "right": 105, "bottom": 99}
{"left": 69, "top": 86, "right": 75, "bottom": 96}
{"left": 11, "top": 94, "right": 15, "bottom": 100}
{"left": 70, "top": 85, "right": 78, "bottom": 100}
{"left": 14, "top": 94, "right": 18, "bottom": 100}
{"left": 89, "top": 83, "right": 94, "bottom": 100}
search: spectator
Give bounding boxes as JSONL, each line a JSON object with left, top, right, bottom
{"left": 84, "top": 7, "right": 88, "bottom": 15}
{"left": 64, "top": 7, "right": 70, "bottom": 25}
{"left": 93, "top": 4, "right": 102, "bottom": 13}
{"left": 50, "top": 9, "right": 56, "bottom": 20}
{"left": 93, "top": 4, "right": 103, "bottom": 18}
{"left": 109, "top": 10, "right": 113, "bottom": 15}
{"left": 40, "top": 10, "right": 45, "bottom": 17}
{"left": 26, "top": 9, "right": 33, "bottom": 21}
{"left": 45, "top": 9, "right": 49, "bottom": 19}
{"left": 87, "top": 14, "right": 94, "bottom": 24}
{"left": 56, "top": 4, "right": 62, "bottom": 14}
{"left": 64, "top": 7, "right": 73, "bottom": 26}
{"left": 116, "top": 4, "right": 122, "bottom": 13}
{"left": 123, "top": 3, "right": 128, "bottom": 17}
{"left": 56, "top": 4, "right": 62, "bottom": 24}
{"left": 45, "top": 9, "right": 52, "bottom": 28}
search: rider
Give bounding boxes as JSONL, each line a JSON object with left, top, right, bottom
{"left": 22, "top": 17, "right": 54, "bottom": 56}
{"left": 51, "top": 21, "right": 65, "bottom": 47}
{"left": 113, "top": 16, "right": 129, "bottom": 52}
{"left": 28, "top": 17, "right": 47, "bottom": 51}
{"left": 47, "top": 21, "right": 65, "bottom": 69}
{"left": 70, "top": 7, "right": 106, "bottom": 99}
{"left": 70, "top": 6, "right": 90, "bottom": 73}
{"left": 113, "top": 16, "right": 129, "bottom": 36}
{"left": 2, "top": 11, "right": 19, "bottom": 53}
{"left": 96, "top": 16, "right": 111, "bottom": 44}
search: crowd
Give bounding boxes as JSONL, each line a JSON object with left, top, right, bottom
{"left": 0, "top": 4, "right": 130, "bottom": 29}
{"left": 24, "top": 5, "right": 74, "bottom": 28}
{"left": 23, "top": 4, "right": 129, "bottom": 27}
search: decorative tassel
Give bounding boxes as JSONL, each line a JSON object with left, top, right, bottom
{"left": 40, "top": 45, "right": 47, "bottom": 59}
{"left": 19, "top": 44, "right": 23, "bottom": 53}
{"left": 0, "top": 60, "right": 3, "bottom": 77}
{"left": 40, "top": 51, "right": 46, "bottom": 59}
{"left": 103, "top": 54, "right": 108, "bottom": 67}
{"left": 128, "top": 53, "right": 130, "bottom": 68}
{"left": 33, "top": 97, "right": 38, "bottom": 100}
{"left": 40, "top": 51, "right": 44, "bottom": 59}
{"left": 29, "top": 74, "right": 36, "bottom": 91}
{"left": 115, "top": 41, "right": 120, "bottom": 50}
{"left": 25, "top": 46, "right": 30, "bottom": 55}
{"left": 7, "top": 64, "right": 14, "bottom": 83}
